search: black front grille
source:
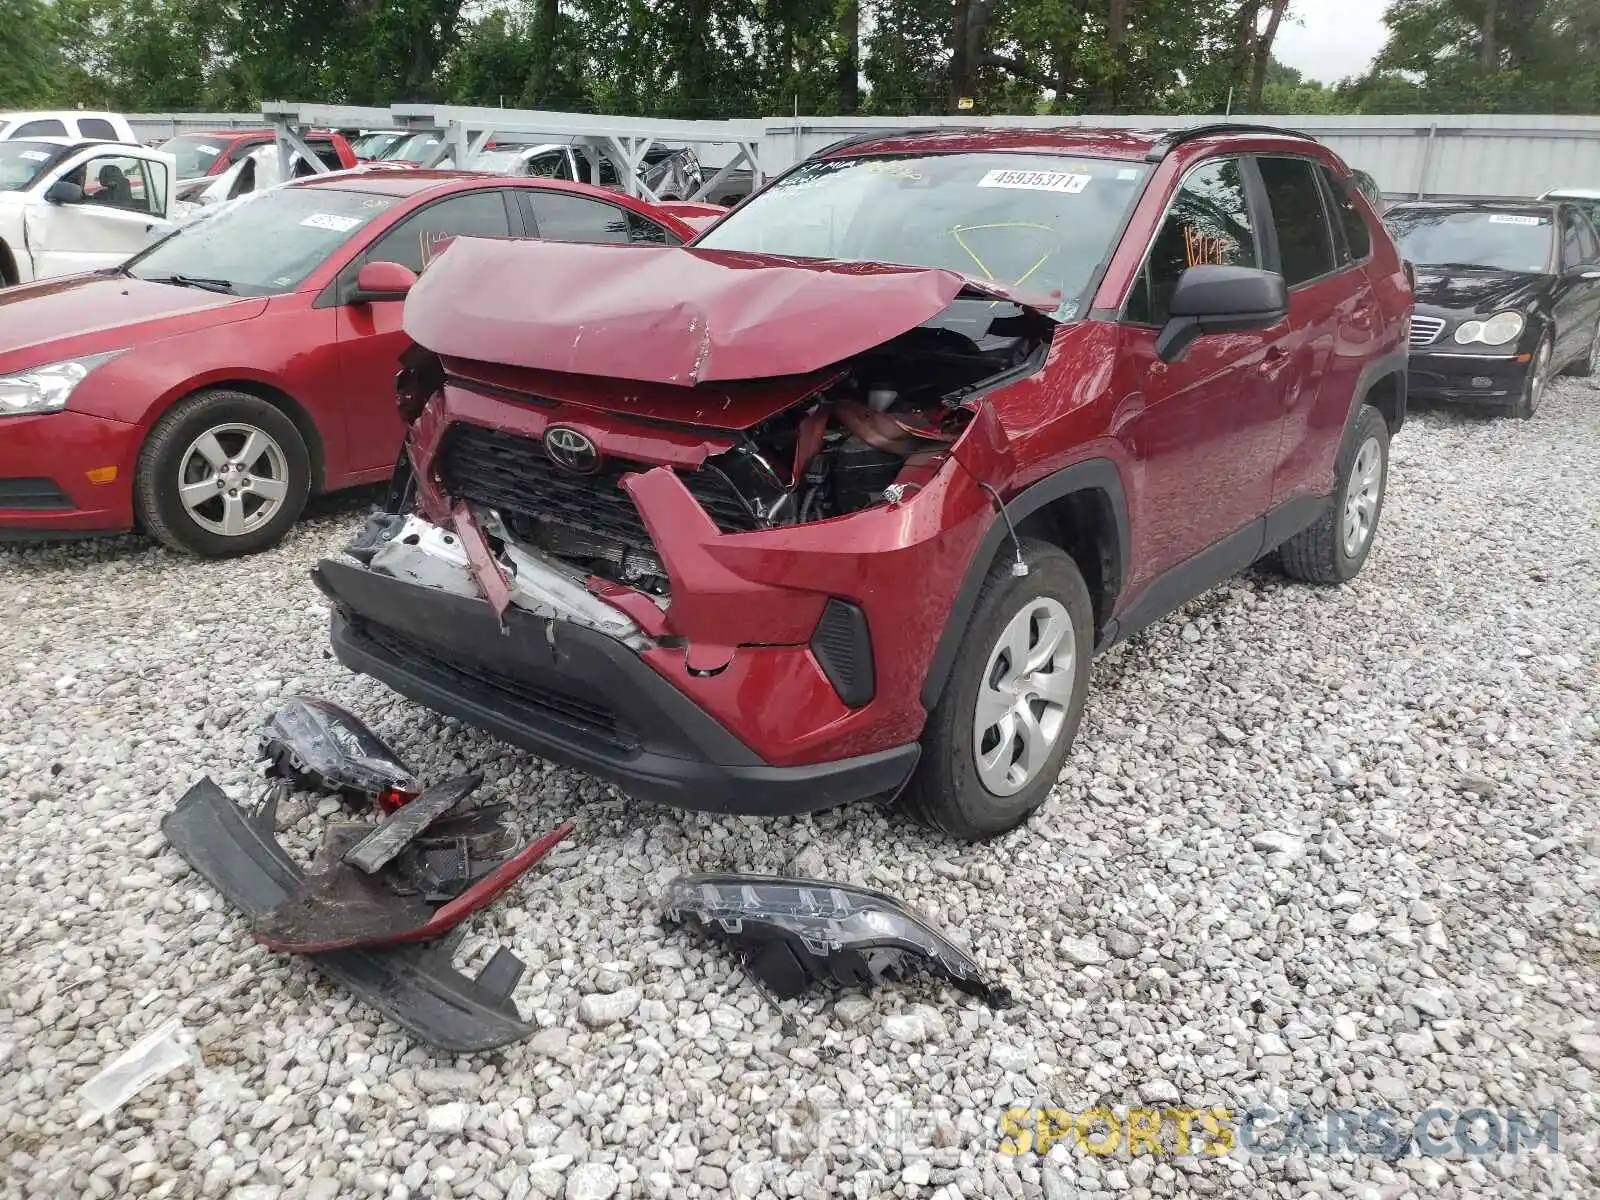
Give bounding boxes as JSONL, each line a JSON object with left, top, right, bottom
{"left": 0, "top": 478, "right": 71, "bottom": 511}
{"left": 437, "top": 424, "right": 760, "bottom": 558}
{"left": 356, "top": 619, "right": 632, "bottom": 747}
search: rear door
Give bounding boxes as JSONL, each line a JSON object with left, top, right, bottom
{"left": 24, "top": 146, "right": 177, "bottom": 278}
{"left": 332, "top": 188, "right": 519, "bottom": 473}
{"left": 1256, "top": 156, "right": 1380, "bottom": 510}
{"left": 1116, "top": 155, "right": 1286, "bottom": 590}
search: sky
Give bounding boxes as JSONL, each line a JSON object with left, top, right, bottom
{"left": 1273, "top": 0, "right": 1392, "bottom": 85}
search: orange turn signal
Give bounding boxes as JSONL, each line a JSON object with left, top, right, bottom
{"left": 86, "top": 466, "right": 118, "bottom": 484}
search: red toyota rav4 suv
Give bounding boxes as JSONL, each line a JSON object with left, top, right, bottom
{"left": 314, "top": 124, "right": 1411, "bottom": 839}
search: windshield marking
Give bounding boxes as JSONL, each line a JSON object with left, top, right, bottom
{"left": 977, "top": 169, "right": 1091, "bottom": 193}
{"left": 1488, "top": 214, "right": 1545, "bottom": 226}
{"left": 300, "top": 212, "right": 365, "bottom": 233}
{"left": 951, "top": 223, "right": 1055, "bottom": 292}
{"left": 19, "top": 150, "right": 49, "bottom": 162}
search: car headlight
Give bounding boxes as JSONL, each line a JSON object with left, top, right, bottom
{"left": 1454, "top": 311, "right": 1525, "bottom": 347}
{"left": 0, "top": 351, "right": 124, "bottom": 416}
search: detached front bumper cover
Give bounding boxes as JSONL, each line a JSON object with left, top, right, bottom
{"left": 161, "top": 776, "right": 544, "bottom": 1052}
{"left": 662, "top": 873, "right": 1011, "bottom": 1008}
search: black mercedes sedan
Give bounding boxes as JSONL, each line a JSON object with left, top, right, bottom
{"left": 1385, "top": 199, "right": 1600, "bottom": 418}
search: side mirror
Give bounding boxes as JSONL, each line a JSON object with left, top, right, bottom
{"left": 1156, "top": 265, "right": 1290, "bottom": 362}
{"left": 351, "top": 260, "right": 418, "bottom": 303}
{"left": 45, "top": 179, "right": 84, "bottom": 205}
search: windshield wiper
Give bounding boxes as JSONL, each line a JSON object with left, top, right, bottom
{"left": 144, "top": 273, "right": 236, "bottom": 294}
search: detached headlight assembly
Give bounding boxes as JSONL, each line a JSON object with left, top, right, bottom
{"left": 0, "top": 351, "right": 123, "bottom": 416}
{"left": 662, "top": 873, "right": 1012, "bottom": 1008}
{"left": 1454, "top": 311, "right": 1526, "bottom": 347}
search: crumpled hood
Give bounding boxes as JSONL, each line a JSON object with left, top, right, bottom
{"left": 0, "top": 273, "right": 266, "bottom": 371}
{"left": 1411, "top": 266, "right": 1549, "bottom": 314}
{"left": 403, "top": 238, "right": 1054, "bottom": 386}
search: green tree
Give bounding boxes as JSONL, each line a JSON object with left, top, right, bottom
{"left": 0, "top": 0, "right": 63, "bottom": 107}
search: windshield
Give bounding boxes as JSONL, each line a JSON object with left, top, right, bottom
{"left": 159, "top": 134, "right": 237, "bottom": 181}
{"left": 385, "top": 133, "right": 442, "bottom": 164}
{"left": 694, "top": 152, "right": 1147, "bottom": 314}
{"left": 352, "top": 132, "right": 404, "bottom": 159}
{"left": 0, "top": 140, "right": 69, "bottom": 192}
{"left": 125, "top": 186, "right": 398, "bottom": 295}
{"left": 469, "top": 148, "right": 526, "bottom": 173}
{"left": 1385, "top": 209, "right": 1554, "bottom": 274}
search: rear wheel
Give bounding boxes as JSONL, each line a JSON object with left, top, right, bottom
{"left": 1512, "top": 335, "right": 1553, "bottom": 419}
{"left": 135, "top": 390, "right": 310, "bottom": 557}
{"left": 1278, "top": 404, "right": 1389, "bottom": 585}
{"left": 903, "top": 539, "right": 1093, "bottom": 840}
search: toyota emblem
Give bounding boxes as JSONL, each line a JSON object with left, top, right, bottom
{"left": 544, "top": 425, "right": 600, "bottom": 474}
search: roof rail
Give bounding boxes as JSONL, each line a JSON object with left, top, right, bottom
{"left": 1144, "top": 122, "right": 1318, "bottom": 162}
{"left": 809, "top": 125, "right": 968, "bottom": 160}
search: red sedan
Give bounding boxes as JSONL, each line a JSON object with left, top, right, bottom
{"left": 0, "top": 171, "right": 695, "bottom": 555}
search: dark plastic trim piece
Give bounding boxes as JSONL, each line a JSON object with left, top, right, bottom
{"left": 160, "top": 777, "right": 536, "bottom": 1052}
{"left": 919, "top": 458, "right": 1130, "bottom": 711}
{"left": 810, "top": 598, "right": 875, "bottom": 708}
{"left": 1144, "top": 123, "right": 1319, "bottom": 162}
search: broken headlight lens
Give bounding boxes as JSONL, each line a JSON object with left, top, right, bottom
{"left": 259, "top": 697, "right": 421, "bottom": 811}
{"left": 0, "top": 351, "right": 125, "bottom": 416}
{"left": 662, "top": 873, "right": 1010, "bottom": 1007}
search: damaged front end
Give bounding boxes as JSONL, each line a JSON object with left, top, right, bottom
{"left": 317, "top": 239, "right": 1060, "bottom": 814}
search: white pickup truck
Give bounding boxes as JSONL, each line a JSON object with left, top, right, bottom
{"left": 0, "top": 138, "right": 178, "bottom": 286}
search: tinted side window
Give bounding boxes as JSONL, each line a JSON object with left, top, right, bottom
{"left": 1258, "top": 156, "right": 1338, "bottom": 286}
{"left": 79, "top": 118, "right": 118, "bottom": 140}
{"left": 309, "top": 141, "right": 344, "bottom": 171}
{"left": 1319, "top": 165, "right": 1372, "bottom": 263}
{"left": 626, "top": 211, "right": 678, "bottom": 245}
{"left": 1576, "top": 213, "right": 1600, "bottom": 263}
{"left": 531, "top": 192, "right": 630, "bottom": 243}
{"left": 15, "top": 119, "right": 68, "bottom": 137}
{"left": 1561, "top": 211, "right": 1585, "bottom": 269}
{"left": 365, "top": 191, "right": 512, "bottom": 274}
{"left": 1125, "top": 157, "right": 1257, "bottom": 327}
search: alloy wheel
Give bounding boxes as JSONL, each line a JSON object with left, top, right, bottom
{"left": 972, "top": 597, "right": 1076, "bottom": 797}
{"left": 177, "top": 423, "right": 290, "bottom": 538}
{"left": 1341, "top": 436, "right": 1384, "bottom": 559}
{"left": 1526, "top": 340, "right": 1552, "bottom": 414}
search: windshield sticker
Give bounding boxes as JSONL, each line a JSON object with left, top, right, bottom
{"left": 300, "top": 212, "right": 365, "bottom": 233}
{"left": 1117, "top": 168, "right": 1141, "bottom": 181}
{"left": 866, "top": 161, "right": 923, "bottom": 182}
{"left": 19, "top": 150, "right": 50, "bottom": 162}
{"left": 196, "top": 144, "right": 220, "bottom": 155}
{"left": 1488, "top": 214, "right": 1546, "bottom": 226}
{"left": 978, "top": 169, "right": 1091, "bottom": 194}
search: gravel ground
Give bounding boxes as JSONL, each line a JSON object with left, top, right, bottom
{"left": 3, "top": 379, "right": 1599, "bottom": 1200}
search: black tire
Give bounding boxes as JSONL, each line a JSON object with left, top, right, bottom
{"left": 135, "top": 389, "right": 310, "bottom": 558}
{"left": 903, "top": 539, "right": 1094, "bottom": 840}
{"left": 1565, "top": 317, "right": 1599, "bottom": 379}
{"left": 1278, "top": 404, "right": 1389, "bottom": 585}
{"left": 1512, "top": 335, "right": 1553, "bottom": 419}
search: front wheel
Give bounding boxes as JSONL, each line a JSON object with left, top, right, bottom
{"left": 903, "top": 539, "right": 1094, "bottom": 840}
{"left": 134, "top": 390, "right": 311, "bottom": 557}
{"left": 1512, "top": 335, "right": 1553, "bottom": 419}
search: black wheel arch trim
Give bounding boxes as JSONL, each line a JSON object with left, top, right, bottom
{"left": 919, "top": 457, "right": 1130, "bottom": 712}
{"left": 1346, "top": 345, "right": 1409, "bottom": 440}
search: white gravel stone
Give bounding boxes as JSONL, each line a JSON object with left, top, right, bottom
{"left": 4, "top": 384, "right": 1599, "bottom": 1199}
{"left": 564, "top": 1163, "right": 618, "bottom": 1200}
